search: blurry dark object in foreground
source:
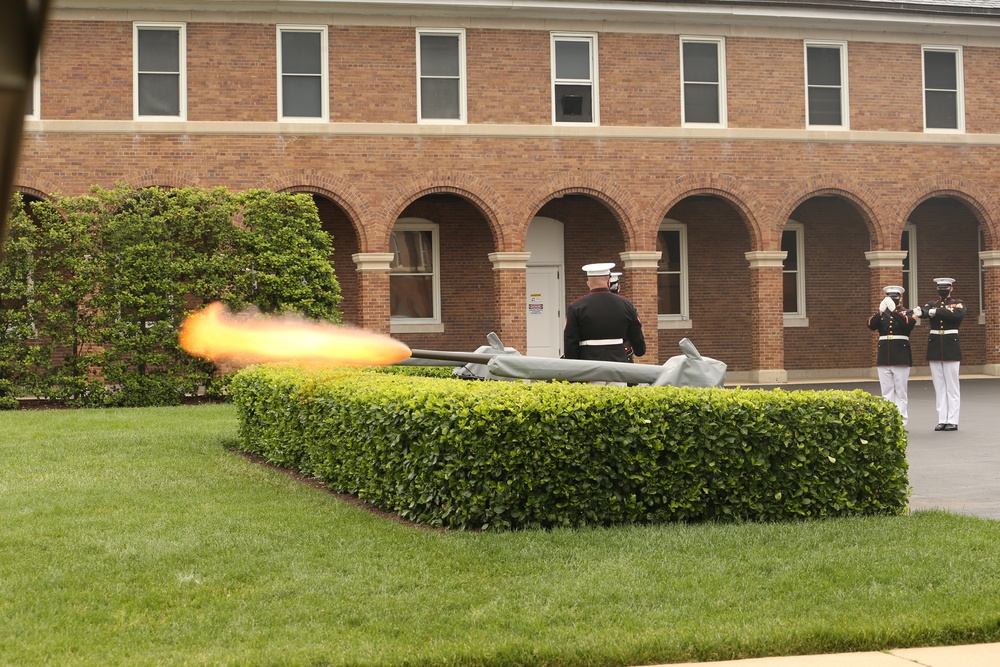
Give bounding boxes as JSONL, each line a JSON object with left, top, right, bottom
{"left": 0, "top": 0, "right": 51, "bottom": 247}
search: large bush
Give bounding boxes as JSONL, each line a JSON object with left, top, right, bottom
{"left": 1, "top": 186, "right": 341, "bottom": 406}
{"left": 230, "top": 366, "right": 909, "bottom": 531}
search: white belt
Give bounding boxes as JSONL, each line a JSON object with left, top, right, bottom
{"left": 929, "top": 330, "right": 959, "bottom": 335}
{"left": 878, "top": 335, "right": 908, "bottom": 341}
{"left": 580, "top": 338, "right": 624, "bottom": 346}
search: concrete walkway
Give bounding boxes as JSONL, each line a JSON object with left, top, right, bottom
{"left": 647, "top": 376, "right": 1000, "bottom": 666}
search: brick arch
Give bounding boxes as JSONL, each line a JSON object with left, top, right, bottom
{"left": 256, "top": 171, "right": 371, "bottom": 249}
{"left": 773, "top": 174, "right": 884, "bottom": 248}
{"left": 14, "top": 168, "right": 59, "bottom": 200}
{"left": 896, "top": 176, "right": 998, "bottom": 248}
{"left": 650, "top": 173, "right": 766, "bottom": 250}
{"left": 119, "top": 168, "right": 201, "bottom": 190}
{"left": 518, "top": 172, "right": 639, "bottom": 250}
{"left": 379, "top": 170, "right": 512, "bottom": 251}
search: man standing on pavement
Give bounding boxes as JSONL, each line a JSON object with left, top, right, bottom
{"left": 867, "top": 285, "right": 917, "bottom": 426}
{"left": 564, "top": 263, "right": 646, "bottom": 363}
{"left": 914, "top": 277, "right": 965, "bottom": 432}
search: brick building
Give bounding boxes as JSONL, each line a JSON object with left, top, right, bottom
{"left": 17, "top": 0, "right": 1000, "bottom": 382}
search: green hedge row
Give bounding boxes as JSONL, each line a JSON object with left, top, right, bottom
{"left": 1, "top": 186, "right": 341, "bottom": 407}
{"left": 230, "top": 366, "right": 909, "bottom": 530}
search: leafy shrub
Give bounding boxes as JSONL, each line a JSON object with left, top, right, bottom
{"left": 3, "top": 186, "right": 341, "bottom": 407}
{"left": 230, "top": 366, "right": 909, "bottom": 531}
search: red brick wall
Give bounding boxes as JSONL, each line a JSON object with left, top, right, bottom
{"left": 330, "top": 26, "right": 415, "bottom": 123}
{"left": 467, "top": 28, "right": 550, "bottom": 125}
{"left": 42, "top": 21, "right": 132, "bottom": 120}
{"left": 188, "top": 23, "right": 275, "bottom": 122}
{"left": 849, "top": 42, "right": 924, "bottom": 133}
{"left": 727, "top": 37, "right": 803, "bottom": 129}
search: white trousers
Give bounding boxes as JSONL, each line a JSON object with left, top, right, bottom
{"left": 877, "top": 365, "right": 910, "bottom": 426}
{"left": 929, "top": 360, "right": 961, "bottom": 425}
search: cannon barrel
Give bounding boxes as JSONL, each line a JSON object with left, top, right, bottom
{"left": 407, "top": 349, "right": 501, "bottom": 365}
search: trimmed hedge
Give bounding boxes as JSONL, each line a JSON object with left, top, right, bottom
{"left": 230, "top": 366, "right": 909, "bottom": 531}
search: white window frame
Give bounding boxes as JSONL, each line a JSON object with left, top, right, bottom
{"left": 680, "top": 36, "right": 727, "bottom": 128}
{"left": 922, "top": 45, "right": 964, "bottom": 133}
{"left": 277, "top": 25, "right": 329, "bottom": 122}
{"left": 133, "top": 22, "right": 186, "bottom": 121}
{"left": 657, "top": 220, "right": 691, "bottom": 329}
{"left": 804, "top": 40, "right": 849, "bottom": 130}
{"left": 551, "top": 32, "right": 599, "bottom": 126}
{"left": 416, "top": 28, "right": 466, "bottom": 125}
{"left": 782, "top": 221, "right": 808, "bottom": 326}
{"left": 25, "top": 54, "right": 40, "bottom": 120}
{"left": 902, "top": 222, "right": 918, "bottom": 314}
{"left": 979, "top": 227, "right": 986, "bottom": 322}
{"left": 389, "top": 218, "right": 441, "bottom": 329}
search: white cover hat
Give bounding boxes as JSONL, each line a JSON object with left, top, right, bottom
{"left": 582, "top": 262, "right": 615, "bottom": 277}
{"left": 933, "top": 277, "right": 955, "bottom": 286}
{"left": 882, "top": 285, "right": 905, "bottom": 295}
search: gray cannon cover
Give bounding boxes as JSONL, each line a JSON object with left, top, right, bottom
{"left": 651, "top": 338, "right": 727, "bottom": 388}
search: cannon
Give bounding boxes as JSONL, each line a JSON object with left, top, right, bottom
{"left": 401, "top": 334, "right": 727, "bottom": 388}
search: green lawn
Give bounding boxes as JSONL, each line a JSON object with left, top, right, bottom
{"left": 1, "top": 404, "right": 999, "bottom": 667}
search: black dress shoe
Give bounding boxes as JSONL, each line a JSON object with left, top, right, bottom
{"left": 935, "top": 423, "right": 947, "bottom": 431}
{"left": 943, "top": 423, "right": 958, "bottom": 431}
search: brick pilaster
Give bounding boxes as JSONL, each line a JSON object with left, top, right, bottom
{"left": 352, "top": 253, "right": 393, "bottom": 336}
{"left": 488, "top": 252, "right": 531, "bottom": 353}
{"left": 981, "top": 250, "right": 1000, "bottom": 375}
{"left": 746, "top": 251, "right": 787, "bottom": 383}
{"left": 620, "top": 250, "right": 662, "bottom": 363}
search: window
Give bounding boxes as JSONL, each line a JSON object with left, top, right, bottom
{"left": 657, "top": 221, "right": 689, "bottom": 325}
{"left": 417, "top": 29, "right": 465, "bottom": 123}
{"left": 979, "top": 228, "right": 986, "bottom": 318}
{"left": 805, "top": 41, "right": 848, "bottom": 129}
{"left": 390, "top": 220, "right": 440, "bottom": 323}
{"left": 923, "top": 46, "right": 964, "bottom": 131}
{"left": 681, "top": 37, "right": 726, "bottom": 126}
{"left": 25, "top": 54, "right": 39, "bottom": 119}
{"left": 782, "top": 222, "right": 807, "bottom": 324}
{"left": 902, "top": 223, "right": 918, "bottom": 307}
{"left": 552, "top": 33, "right": 598, "bottom": 125}
{"left": 278, "top": 26, "right": 328, "bottom": 121}
{"left": 134, "top": 23, "right": 185, "bottom": 120}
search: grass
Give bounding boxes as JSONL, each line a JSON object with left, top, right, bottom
{"left": 1, "top": 405, "right": 999, "bottom": 667}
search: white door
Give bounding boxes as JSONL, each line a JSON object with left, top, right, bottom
{"left": 526, "top": 266, "right": 562, "bottom": 357}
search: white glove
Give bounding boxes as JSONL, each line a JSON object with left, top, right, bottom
{"left": 912, "top": 306, "right": 923, "bottom": 318}
{"left": 879, "top": 297, "right": 894, "bottom": 312}
{"left": 928, "top": 308, "right": 938, "bottom": 317}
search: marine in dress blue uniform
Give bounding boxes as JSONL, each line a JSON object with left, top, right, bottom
{"left": 867, "top": 285, "right": 917, "bottom": 426}
{"left": 914, "top": 277, "right": 965, "bottom": 431}
{"left": 564, "top": 263, "right": 646, "bottom": 363}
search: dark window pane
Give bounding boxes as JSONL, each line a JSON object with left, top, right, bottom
{"left": 391, "top": 230, "right": 434, "bottom": 273}
{"left": 926, "top": 90, "right": 958, "bottom": 129}
{"left": 390, "top": 275, "right": 434, "bottom": 318}
{"left": 555, "top": 41, "right": 591, "bottom": 80}
{"left": 138, "top": 73, "right": 180, "bottom": 116}
{"left": 420, "top": 35, "right": 459, "bottom": 77}
{"left": 807, "top": 47, "right": 841, "bottom": 86}
{"left": 783, "top": 272, "right": 798, "bottom": 313}
{"left": 657, "top": 230, "right": 681, "bottom": 272}
{"left": 555, "top": 84, "right": 592, "bottom": 122}
{"left": 924, "top": 50, "right": 957, "bottom": 89}
{"left": 138, "top": 29, "right": 179, "bottom": 72}
{"left": 808, "top": 87, "right": 842, "bottom": 125}
{"left": 282, "top": 76, "right": 322, "bottom": 118}
{"left": 684, "top": 83, "right": 720, "bottom": 123}
{"left": 781, "top": 230, "right": 797, "bottom": 268}
{"left": 282, "top": 32, "right": 322, "bottom": 75}
{"left": 657, "top": 273, "right": 681, "bottom": 315}
{"left": 421, "top": 78, "right": 460, "bottom": 119}
{"left": 683, "top": 42, "right": 719, "bottom": 83}
{"left": 901, "top": 230, "right": 911, "bottom": 272}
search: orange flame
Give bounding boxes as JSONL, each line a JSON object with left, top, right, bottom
{"left": 179, "top": 302, "right": 412, "bottom": 367}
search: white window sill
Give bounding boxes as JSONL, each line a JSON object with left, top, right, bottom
{"left": 390, "top": 321, "right": 444, "bottom": 334}
{"left": 783, "top": 315, "right": 809, "bottom": 328}
{"left": 980, "top": 313, "right": 986, "bottom": 325}
{"left": 658, "top": 317, "right": 693, "bottom": 330}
